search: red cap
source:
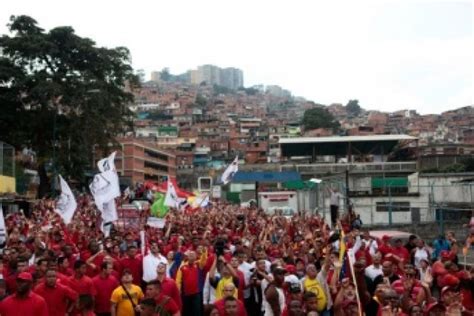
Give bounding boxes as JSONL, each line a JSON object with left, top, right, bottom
{"left": 440, "top": 250, "right": 450, "bottom": 259}
{"left": 285, "top": 264, "right": 296, "bottom": 274}
{"left": 441, "top": 274, "right": 460, "bottom": 287}
{"left": 17, "top": 272, "right": 33, "bottom": 282}
{"left": 382, "top": 235, "right": 391, "bottom": 241}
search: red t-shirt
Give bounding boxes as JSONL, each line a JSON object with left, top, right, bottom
{"left": 155, "top": 293, "right": 180, "bottom": 315}
{"left": 34, "top": 282, "right": 79, "bottom": 316}
{"left": 160, "top": 277, "right": 182, "bottom": 310}
{"left": 92, "top": 274, "right": 119, "bottom": 313}
{"left": 214, "top": 298, "right": 247, "bottom": 316}
{"left": 0, "top": 292, "right": 49, "bottom": 316}
{"left": 120, "top": 256, "right": 143, "bottom": 285}
{"left": 68, "top": 275, "right": 97, "bottom": 296}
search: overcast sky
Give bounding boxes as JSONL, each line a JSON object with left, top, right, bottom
{"left": 1, "top": 0, "right": 472, "bottom": 114}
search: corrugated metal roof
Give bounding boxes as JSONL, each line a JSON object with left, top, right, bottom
{"left": 233, "top": 171, "right": 301, "bottom": 183}
{"left": 279, "top": 134, "right": 417, "bottom": 144}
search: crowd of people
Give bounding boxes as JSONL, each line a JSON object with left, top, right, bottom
{"left": 0, "top": 192, "right": 473, "bottom": 316}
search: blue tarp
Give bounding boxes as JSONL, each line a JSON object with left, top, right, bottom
{"left": 233, "top": 171, "right": 301, "bottom": 183}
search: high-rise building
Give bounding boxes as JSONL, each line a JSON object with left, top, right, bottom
{"left": 150, "top": 71, "right": 162, "bottom": 82}
{"left": 187, "top": 65, "right": 244, "bottom": 89}
{"left": 220, "top": 67, "right": 244, "bottom": 90}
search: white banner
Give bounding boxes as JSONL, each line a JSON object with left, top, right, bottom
{"left": 147, "top": 217, "right": 166, "bottom": 229}
{"left": 102, "top": 199, "right": 118, "bottom": 222}
{"left": 55, "top": 175, "right": 77, "bottom": 224}
{"left": 164, "top": 181, "right": 180, "bottom": 209}
{"left": 220, "top": 156, "right": 239, "bottom": 185}
{"left": 97, "top": 151, "right": 117, "bottom": 173}
{"left": 89, "top": 170, "right": 120, "bottom": 211}
{"left": 0, "top": 206, "right": 6, "bottom": 244}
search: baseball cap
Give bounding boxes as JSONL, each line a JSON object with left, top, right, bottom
{"left": 17, "top": 272, "right": 33, "bottom": 282}
{"left": 382, "top": 235, "right": 391, "bottom": 241}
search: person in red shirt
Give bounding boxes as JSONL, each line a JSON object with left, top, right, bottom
{"left": 5, "top": 256, "right": 28, "bottom": 294}
{"left": 0, "top": 272, "right": 49, "bottom": 316}
{"left": 214, "top": 283, "right": 247, "bottom": 316}
{"left": 34, "top": 268, "right": 78, "bottom": 316}
{"left": 378, "top": 235, "right": 393, "bottom": 257}
{"left": 391, "top": 239, "right": 411, "bottom": 264}
{"left": 92, "top": 261, "right": 119, "bottom": 316}
{"left": 156, "top": 262, "right": 182, "bottom": 310}
{"left": 218, "top": 295, "right": 247, "bottom": 316}
{"left": 230, "top": 256, "right": 246, "bottom": 302}
{"left": 68, "top": 260, "right": 97, "bottom": 296}
{"left": 144, "top": 279, "right": 181, "bottom": 316}
{"left": 176, "top": 249, "right": 208, "bottom": 316}
{"left": 120, "top": 245, "right": 143, "bottom": 286}
{"left": 58, "top": 256, "right": 74, "bottom": 276}
{"left": 77, "top": 294, "right": 96, "bottom": 316}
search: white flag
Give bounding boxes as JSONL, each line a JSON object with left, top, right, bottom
{"left": 55, "top": 175, "right": 77, "bottom": 224}
{"left": 164, "top": 181, "right": 179, "bottom": 209}
{"left": 89, "top": 170, "right": 120, "bottom": 211}
{"left": 221, "top": 156, "right": 239, "bottom": 185}
{"left": 97, "top": 151, "right": 117, "bottom": 173}
{"left": 102, "top": 199, "right": 118, "bottom": 223}
{"left": 0, "top": 206, "right": 6, "bottom": 244}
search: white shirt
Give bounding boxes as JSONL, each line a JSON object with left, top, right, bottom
{"left": 414, "top": 248, "right": 429, "bottom": 268}
{"left": 239, "top": 261, "right": 254, "bottom": 299}
{"left": 262, "top": 285, "right": 285, "bottom": 316}
{"left": 142, "top": 252, "right": 168, "bottom": 282}
{"left": 330, "top": 192, "right": 343, "bottom": 206}
{"left": 203, "top": 272, "right": 219, "bottom": 304}
{"left": 365, "top": 264, "right": 383, "bottom": 281}
{"left": 251, "top": 260, "right": 271, "bottom": 273}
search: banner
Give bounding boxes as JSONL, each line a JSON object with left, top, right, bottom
{"left": 147, "top": 217, "right": 166, "bottom": 229}
{"left": 97, "top": 151, "right": 117, "bottom": 173}
{"left": 102, "top": 199, "right": 118, "bottom": 222}
{"left": 220, "top": 156, "right": 239, "bottom": 185}
{"left": 89, "top": 170, "right": 120, "bottom": 211}
{"left": 0, "top": 206, "right": 6, "bottom": 244}
{"left": 151, "top": 192, "right": 169, "bottom": 218}
{"left": 55, "top": 175, "right": 77, "bottom": 224}
{"left": 164, "top": 180, "right": 180, "bottom": 209}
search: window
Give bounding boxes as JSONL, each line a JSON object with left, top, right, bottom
{"left": 376, "top": 202, "right": 410, "bottom": 212}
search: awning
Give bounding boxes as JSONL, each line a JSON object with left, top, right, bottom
{"left": 371, "top": 177, "right": 408, "bottom": 188}
{"left": 233, "top": 171, "right": 301, "bottom": 183}
{"left": 282, "top": 180, "right": 317, "bottom": 190}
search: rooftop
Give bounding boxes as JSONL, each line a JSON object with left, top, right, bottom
{"left": 279, "top": 134, "right": 417, "bottom": 144}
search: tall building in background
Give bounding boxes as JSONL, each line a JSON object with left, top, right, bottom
{"left": 220, "top": 67, "right": 244, "bottom": 90}
{"left": 150, "top": 71, "right": 162, "bottom": 83}
{"left": 188, "top": 64, "right": 244, "bottom": 89}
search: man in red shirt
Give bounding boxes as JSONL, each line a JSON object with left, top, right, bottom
{"left": 92, "top": 261, "right": 119, "bottom": 316}
{"left": 120, "top": 245, "right": 143, "bottom": 286}
{"left": 214, "top": 283, "right": 247, "bottom": 316}
{"left": 68, "top": 260, "right": 97, "bottom": 296}
{"left": 156, "top": 262, "right": 182, "bottom": 310}
{"left": 5, "top": 256, "right": 28, "bottom": 294}
{"left": 0, "top": 272, "right": 49, "bottom": 316}
{"left": 34, "top": 268, "right": 78, "bottom": 316}
{"left": 144, "top": 279, "right": 181, "bottom": 316}
{"left": 176, "top": 249, "right": 208, "bottom": 316}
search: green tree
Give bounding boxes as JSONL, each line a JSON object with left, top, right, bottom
{"left": 0, "top": 15, "right": 139, "bottom": 197}
{"left": 346, "top": 99, "right": 362, "bottom": 116}
{"left": 195, "top": 94, "right": 207, "bottom": 107}
{"left": 302, "top": 107, "right": 340, "bottom": 131}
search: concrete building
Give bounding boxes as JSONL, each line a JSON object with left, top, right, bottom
{"left": 220, "top": 67, "right": 244, "bottom": 90}
{"left": 150, "top": 71, "right": 162, "bottom": 83}
{"left": 115, "top": 139, "right": 176, "bottom": 183}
